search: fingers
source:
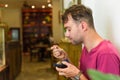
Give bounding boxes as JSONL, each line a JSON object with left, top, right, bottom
{"left": 59, "top": 71, "right": 65, "bottom": 75}
{"left": 51, "top": 45, "right": 60, "bottom": 56}
{"left": 62, "top": 61, "right": 70, "bottom": 65}
{"left": 58, "top": 71, "right": 69, "bottom": 78}
{"left": 53, "top": 51, "right": 61, "bottom": 58}
{"left": 51, "top": 45, "right": 66, "bottom": 59}
{"left": 56, "top": 67, "right": 66, "bottom": 76}
{"left": 56, "top": 63, "right": 71, "bottom": 78}
{"left": 50, "top": 45, "right": 59, "bottom": 50}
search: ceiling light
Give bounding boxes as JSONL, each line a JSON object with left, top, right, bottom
{"left": 31, "top": 5, "right": 35, "bottom": 9}
{"left": 5, "top": 4, "right": 8, "bottom": 7}
{"left": 48, "top": 3, "right": 52, "bottom": 7}
{"left": 42, "top": 5, "right": 45, "bottom": 8}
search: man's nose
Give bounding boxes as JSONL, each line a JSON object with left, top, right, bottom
{"left": 64, "top": 31, "right": 69, "bottom": 38}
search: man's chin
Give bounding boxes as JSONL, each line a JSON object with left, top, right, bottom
{"left": 71, "top": 41, "right": 78, "bottom": 45}
{"left": 71, "top": 41, "right": 81, "bottom": 45}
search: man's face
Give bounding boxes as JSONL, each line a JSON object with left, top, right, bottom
{"left": 64, "top": 15, "right": 83, "bottom": 45}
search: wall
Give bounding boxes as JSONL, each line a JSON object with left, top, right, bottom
{"left": 82, "top": 0, "right": 120, "bottom": 52}
{"left": 0, "top": 7, "right": 23, "bottom": 45}
{"left": 2, "top": 8, "right": 22, "bottom": 28}
{"left": 52, "top": 0, "right": 64, "bottom": 43}
{"left": 0, "top": 9, "right": 2, "bottom": 19}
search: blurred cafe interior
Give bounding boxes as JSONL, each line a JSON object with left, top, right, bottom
{"left": 0, "top": 0, "right": 120, "bottom": 80}
{"left": 0, "top": 0, "right": 82, "bottom": 80}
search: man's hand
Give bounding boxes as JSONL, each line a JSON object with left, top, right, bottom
{"left": 56, "top": 61, "right": 80, "bottom": 78}
{"left": 51, "top": 45, "right": 67, "bottom": 60}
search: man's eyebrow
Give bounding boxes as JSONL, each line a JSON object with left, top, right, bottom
{"left": 64, "top": 26, "right": 70, "bottom": 29}
{"left": 63, "top": 26, "right": 68, "bottom": 32}
{"left": 64, "top": 27, "right": 67, "bottom": 29}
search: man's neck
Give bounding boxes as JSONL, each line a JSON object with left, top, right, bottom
{"left": 83, "top": 30, "right": 103, "bottom": 52}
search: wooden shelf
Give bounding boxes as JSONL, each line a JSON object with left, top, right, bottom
{"left": 22, "top": 8, "right": 52, "bottom": 52}
{"left": 40, "top": 23, "right": 52, "bottom": 27}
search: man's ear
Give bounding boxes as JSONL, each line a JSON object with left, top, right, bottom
{"left": 80, "top": 21, "right": 88, "bottom": 31}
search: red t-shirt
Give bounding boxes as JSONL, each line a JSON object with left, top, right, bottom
{"left": 80, "top": 40, "right": 120, "bottom": 79}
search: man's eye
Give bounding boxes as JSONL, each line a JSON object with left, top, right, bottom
{"left": 68, "top": 29, "right": 71, "bottom": 31}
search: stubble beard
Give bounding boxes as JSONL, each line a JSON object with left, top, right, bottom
{"left": 71, "top": 39, "right": 81, "bottom": 45}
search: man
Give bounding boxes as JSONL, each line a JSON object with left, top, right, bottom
{"left": 51, "top": 4, "right": 120, "bottom": 80}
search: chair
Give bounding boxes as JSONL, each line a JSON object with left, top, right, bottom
{"left": 29, "top": 45, "right": 39, "bottom": 61}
